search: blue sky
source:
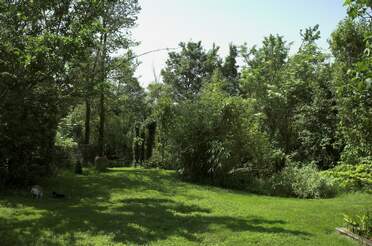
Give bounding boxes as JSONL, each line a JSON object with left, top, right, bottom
{"left": 132, "top": 0, "right": 347, "bottom": 87}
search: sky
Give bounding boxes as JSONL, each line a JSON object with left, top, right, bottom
{"left": 132, "top": 0, "right": 347, "bottom": 87}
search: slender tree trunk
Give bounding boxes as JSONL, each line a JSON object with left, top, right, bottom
{"left": 98, "top": 89, "right": 105, "bottom": 156}
{"left": 83, "top": 46, "right": 100, "bottom": 162}
{"left": 83, "top": 97, "right": 91, "bottom": 164}
{"left": 98, "top": 32, "right": 107, "bottom": 157}
{"left": 134, "top": 124, "right": 140, "bottom": 166}
{"left": 140, "top": 130, "right": 145, "bottom": 163}
{"left": 84, "top": 98, "right": 91, "bottom": 145}
{"left": 146, "top": 122, "right": 156, "bottom": 160}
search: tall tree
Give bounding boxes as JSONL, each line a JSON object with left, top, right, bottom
{"left": 105, "top": 54, "right": 146, "bottom": 161}
{"left": 93, "top": 0, "right": 140, "bottom": 156}
{"left": 221, "top": 44, "right": 240, "bottom": 95}
{"left": 161, "top": 41, "right": 221, "bottom": 101}
{"left": 330, "top": 1, "right": 372, "bottom": 164}
{"left": 0, "top": 0, "right": 100, "bottom": 185}
{"left": 240, "top": 35, "right": 291, "bottom": 153}
{"left": 288, "top": 25, "right": 340, "bottom": 168}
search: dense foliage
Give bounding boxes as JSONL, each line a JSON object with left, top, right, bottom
{"left": 0, "top": 0, "right": 371, "bottom": 199}
{"left": 0, "top": 0, "right": 98, "bottom": 185}
{"left": 0, "top": 0, "right": 140, "bottom": 186}
{"left": 270, "top": 162, "right": 338, "bottom": 198}
{"left": 169, "top": 77, "right": 275, "bottom": 185}
{"left": 322, "top": 163, "right": 372, "bottom": 191}
{"left": 344, "top": 210, "right": 372, "bottom": 239}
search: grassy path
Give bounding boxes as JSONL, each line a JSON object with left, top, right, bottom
{"left": 0, "top": 168, "right": 371, "bottom": 245}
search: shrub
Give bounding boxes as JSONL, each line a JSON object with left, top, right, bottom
{"left": 271, "top": 161, "right": 338, "bottom": 198}
{"left": 169, "top": 81, "right": 275, "bottom": 185}
{"left": 321, "top": 163, "right": 372, "bottom": 192}
{"left": 142, "top": 149, "right": 177, "bottom": 170}
{"left": 344, "top": 210, "right": 372, "bottom": 239}
{"left": 225, "top": 168, "right": 272, "bottom": 194}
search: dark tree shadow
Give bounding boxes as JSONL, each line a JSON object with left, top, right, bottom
{"left": 0, "top": 169, "right": 312, "bottom": 245}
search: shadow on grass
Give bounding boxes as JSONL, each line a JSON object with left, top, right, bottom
{"left": 0, "top": 168, "right": 312, "bottom": 245}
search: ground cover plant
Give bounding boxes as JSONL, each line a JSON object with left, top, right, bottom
{"left": 343, "top": 210, "right": 372, "bottom": 240}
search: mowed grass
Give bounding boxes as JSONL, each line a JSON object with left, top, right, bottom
{"left": 0, "top": 168, "right": 371, "bottom": 246}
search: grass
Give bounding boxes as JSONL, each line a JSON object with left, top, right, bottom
{"left": 0, "top": 168, "right": 371, "bottom": 245}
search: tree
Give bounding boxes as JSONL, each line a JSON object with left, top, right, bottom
{"left": 105, "top": 54, "right": 146, "bottom": 162}
{"left": 145, "top": 82, "right": 175, "bottom": 165}
{"left": 90, "top": 0, "right": 140, "bottom": 156}
{"left": 344, "top": 0, "right": 372, "bottom": 20}
{"left": 221, "top": 44, "right": 240, "bottom": 95}
{"left": 330, "top": 1, "right": 372, "bottom": 164}
{"left": 0, "top": 0, "right": 100, "bottom": 185}
{"left": 240, "top": 35, "right": 291, "bottom": 153}
{"left": 288, "top": 25, "right": 340, "bottom": 169}
{"left": 169, "top": 76, "right": 274, "bottom": 185}
{"left": 61, "top": 51, "right": 146, "bottom": 165}
{"left": 161, "top": 41, "right": 221, "bottom": 101}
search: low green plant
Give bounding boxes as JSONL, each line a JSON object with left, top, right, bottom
{"left": 322, "top": 163, "right": 372, "bottom": 192}
{"left": 219, "top": 160, "right": 338, "bottom": 199}
{"left": 271, "top": 161, "right": 338, "bottom": 198}
{"left": 142, "top": 149, "right": 177, "bottom": 170}
{"left": 343, "top": 210, "right": 372, "bottom": 239}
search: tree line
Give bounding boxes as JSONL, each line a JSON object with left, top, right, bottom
{"left": 0, "top": 0, "right": 371, "bottom": 195}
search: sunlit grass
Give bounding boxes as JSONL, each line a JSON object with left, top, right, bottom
{"left": 0, "top": 167, "right": 371, "bottom": 245}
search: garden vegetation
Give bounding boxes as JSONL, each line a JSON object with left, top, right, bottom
{"left": 0, "top": 0, "right": 371, "bottom": 198}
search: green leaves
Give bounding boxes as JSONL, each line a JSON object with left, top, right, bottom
{"left": 162, "top": 41, "right": 221, "bottom": 101}
{"left": 0, "top": 0, "right": 141, "bottom": 186}
{"left": 322, "top": 163, "right": 372, "bottom": 191}
{"left": 344, "top": 0, "right": 372, "bottom": 20}
{"left": 167, "top": 76, "right": 275, "bottom": 184}
{"left": 343, "top": 210, "right": 372, "bottom": 238}
{"left": 330, "top": 11, "right": 372, "bottom": 164}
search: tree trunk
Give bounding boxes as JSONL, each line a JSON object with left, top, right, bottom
{"left": 140, "top": 130, "right": 145, "bottom": 163}
{"left": 134, "top": 124, "right": 140, "bottom": 166}
{"left": 84, "top": 98, "right": 91, "bottom": 145}
{"left": 97, "top": 32, "right": 107, "bottom": 157}
{"left": 146, "top": 122, "right": 156, "bottom": 160}
{"left": 98, "top": 89, "right": 105, "bottom": 156}
{"left": 83, "top": 97, "right": 91, "bottom": 164}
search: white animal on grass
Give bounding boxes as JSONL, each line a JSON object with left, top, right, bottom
{"left": 31, "top": 185, "right": 43, "bottom": 199}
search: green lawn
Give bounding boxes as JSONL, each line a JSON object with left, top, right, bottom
{"left": 0, "top": 168, "right": 371, "bottom": 245}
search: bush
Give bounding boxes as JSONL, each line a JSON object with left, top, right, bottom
{"left": 344, "top": 210, "right": 372, "bottom": 239}
{"left": 169, "top": 81, "right": 275, "bottom": 185}
{"left": 109, "top": 159, "right": 132, "bottom": 168}
{"left": 142, "top": 149, "right": 177, "bottom": 170}
{"left": 321, "top": 163, "right": 372, "bottom": 192}
{"left": 271, "top": 161, "right": 338, "bottom": 198}
{"left": 224, "top": 168, "right": 272, "bottom": 194}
